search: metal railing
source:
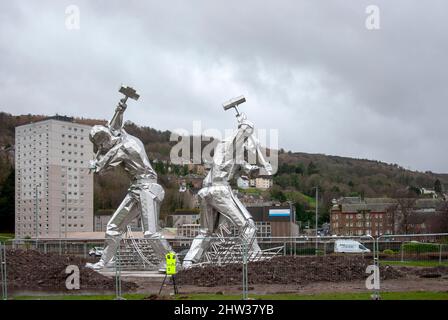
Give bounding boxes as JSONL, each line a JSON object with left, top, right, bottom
{"left": 374, "top": 233, "right": 448, "bottom": 298}
{"left": 2, "top": 233, "right": 448, "bottom": 299}
{"left": 376, "top": 233, "right": 448, "bottom": 264}
{"left": 1, "top": 244, "right": 7, "bottom": 300}
{"left": 7, "top": 239, "right": 105, "bottom": 258}
{"left": 126, "top": 226, "right": 156, "bottom": 268}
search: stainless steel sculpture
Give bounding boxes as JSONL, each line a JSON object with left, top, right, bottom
{"left": 182, "top": 96, "right": 273, "bottom": 268}
{"left": 86, "top": 86, "right": 171, "bottom": 270}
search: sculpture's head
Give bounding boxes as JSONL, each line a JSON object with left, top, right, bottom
{"left": 237, "top": 113, "right": 254, "bottom": 137}
{"left": 89, "top": 125, "right": 117, "bottom": 153}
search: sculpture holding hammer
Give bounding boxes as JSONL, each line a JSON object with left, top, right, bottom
{"left": 182, "top": 96, "right": 273, "bottom": 268}
{"left": 86, "top": 85, "right": 172, "bottom": 270}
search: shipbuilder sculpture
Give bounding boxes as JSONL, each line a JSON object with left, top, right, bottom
{"left": 86, "top": 86, "right": 171, "bottom": 270}
{"left": 182, "top": 96, "right": 273, "bottom": 268}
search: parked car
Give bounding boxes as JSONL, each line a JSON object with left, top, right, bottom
{"left": 334, "top": 240, "right": 370, "bottom": 253}
{"left": 89, "top": 247, "right": 104, "bottom": 257}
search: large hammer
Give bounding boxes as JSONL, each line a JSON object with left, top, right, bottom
{"left": 118, "top": 85, "right": 140, "bottom": 104}
{"left": 109, "top": 85, "right": 140, "bottom": 126}
{"left": 222, "top": 95, "right": 246, "bottom": 116}
{"left": 90, "top": 85, "right": 141, "bottom": 172}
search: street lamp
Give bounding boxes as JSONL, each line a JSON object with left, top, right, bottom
{"left": 287, "top": 200, "right": 294, "bottom": 255}
{"left": 34, "top": 183, "right": 41, "bottom": 241}
{"left": 311, "top": 186, "right": 319, "bottom": 254}
{"left": 62, "top": 191, "right": 68, "bottom": 238}
{"left": 311, "top": 186, "right": 319, "bottom": 236}
{"left": 58, "top": 207, "right": 61, "bottom": 239}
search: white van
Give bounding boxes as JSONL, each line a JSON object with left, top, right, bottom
{"left": 334, "top": 240, "right": 370, "bottom": 253}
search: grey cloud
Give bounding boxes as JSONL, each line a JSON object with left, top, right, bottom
{"left": 0, "top": 0, "right": 447, "bottom": 172}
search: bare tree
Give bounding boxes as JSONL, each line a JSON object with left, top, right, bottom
{"left": 393, "top": 189, "right": 418, "bottom": 234}
{"left": 398, "top": 198, "right": 417, "bottom": 234}
{"left": 428, "top": 201, "right": 448, "bottom": 233}
{"left": 386, "top": 203, "right": 399, "bottom": 234}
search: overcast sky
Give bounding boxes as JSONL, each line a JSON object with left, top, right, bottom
{"left": 1, "top": 1, "right": 447, "bottom": 173}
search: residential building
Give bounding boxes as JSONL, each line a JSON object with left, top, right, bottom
{"left": 237, "top": 176, "right": 250, "bottom": 189}
{"left": 250, "top": 176, "right": 273, "bottom": 190}
{"left": 176, "top": 223, "right": 200, "bottom": 238}
{"left": 94, "top": 209, "right": 140, "bottom": 232}
{"left": 15, "top": 116, "right": 94, "bottom": 238}
{"left": 330, "top": 197, "right": 445, "bottom": 236}
{"left": 330, "top": 197, "right": 396, "bottom": 236}
{"left": 169, "top": 209, "right": 200, "bottom": 228}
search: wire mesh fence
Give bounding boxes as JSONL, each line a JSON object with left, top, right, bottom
{"left": 1, "top": 243, "right": 7, "bottom": 300}
{"left": 248, "top": 236, "right": 378, "bottom": 298}
{"left": 171, "top": 235, "right": 379, "bottom": 299}
{"left": 1, "top": 233, "right": 448, "bottom": 299}
{"left": 377, "top": 233, "right": 448, "bottom": 265}
{"left": 7, "top": 239, "right": 105, "bottom": 258}
{"left": 374, "top": 233, "right": 448, "bottom": 297}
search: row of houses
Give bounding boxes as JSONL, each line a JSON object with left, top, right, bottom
{"left": 237, "top": 176, "right": 273, "bottom": 190}
{"left": 330, "top": 196, "right": 447, "bottom": 236}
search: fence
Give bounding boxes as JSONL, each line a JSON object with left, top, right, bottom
{"left": 376, "top": 233, "right": 448, "bottom": 265}
{"left": 1, "top": 243, "right": 7, "bottom": 300}
{"left": 165, "top": 235, "right": 378, "bottom": 299}
{"left": 7, "top": 239, "right": 105, "bottom": 258}
{"left": 2, "top": 234, "right": 447, "bottom": 299}
{"left": 375, "top": 233, "right": 448, "bottom": 297}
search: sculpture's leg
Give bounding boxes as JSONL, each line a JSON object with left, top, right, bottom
{"left": 140, "top": 187, "right": 172, "bottom": 268}
{"left": 182, "top": 199, "right": 216, "bottom": 268}
{"left": 211, "top": 187, "right": 261, "bottom": 253}
{"left": 87, "top": 192, "right": 139, "bottom": 269}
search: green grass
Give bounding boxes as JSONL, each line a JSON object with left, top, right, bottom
{"left": 381, "top": 260, "right": 448, "bottom": 267}
{"left": 12, "top": 291, "right": 448, "bottom": 300}
{"left": 238, "top": 188, "right": 261, "bottom": 195}
{"left": 0, "top": 233, "right": 14, "bottom": 243}
{"left": 285, "top": 191, "right": 316, "bottom": 208}
{"left": 13, "top": 294, "right": 148, "bottom": 300}
{"left": 181, "top": 292, "right": 448, "bottom": 300}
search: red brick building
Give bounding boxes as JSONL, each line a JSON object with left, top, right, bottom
{"left": 330, "top": 197, "right": 446, "bottom": 236}
{"left": 330, "top": 197, "right": 396, "bottom": 236}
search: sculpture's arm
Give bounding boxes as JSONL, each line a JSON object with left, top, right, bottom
{"left": 243, "top": 137, "right": 273, "bottom": 177}
{"left": 108, "top": 100, "right": 127, "bottom": 135}
{"left": 90, "top": 143, "right": 123, "bottom": 174}
{"left": 256, "top": 145, "right": 273, "bottom": 176}
{"left": 241, "top": 161, "right": 260, "bottom": 176}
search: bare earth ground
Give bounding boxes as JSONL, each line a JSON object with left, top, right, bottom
{"left": 5, "top": 250, "right": 448, "bottom": 297}
{"left": 127, "top": 273, "right": 448, "bottom": 296}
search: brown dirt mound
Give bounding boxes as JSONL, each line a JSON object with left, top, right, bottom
{"left": 176, "top": 256, "right": 403, "bottom": 287}
{"left": 5, "top": 249, "right": 137, "bottom": 292}
{"left": 406, "top": 265, "right": 448, "bottom": 278}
